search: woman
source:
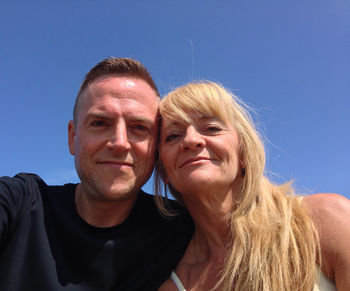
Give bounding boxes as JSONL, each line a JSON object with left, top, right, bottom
{"left": 155, "top": 81, "right": 350, "bottom": 290}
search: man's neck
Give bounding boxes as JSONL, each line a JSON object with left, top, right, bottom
{"left": 74, "top": 184, "right": 139, "bottom": 228}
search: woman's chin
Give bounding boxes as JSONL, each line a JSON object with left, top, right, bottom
{"left": 174, "top": 175, "right": 222, "bottom": 193}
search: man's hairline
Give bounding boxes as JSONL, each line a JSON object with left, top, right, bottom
{"left": 73, "top": 74, "right": 160, "bottom": 125}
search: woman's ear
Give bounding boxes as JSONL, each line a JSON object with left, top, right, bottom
{"left": 239, "top": 158, "right": 246, "bottom": 177}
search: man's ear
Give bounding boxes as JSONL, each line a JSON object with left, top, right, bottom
{"left": 68, "top": 120, "right": 76, "bottom": 155}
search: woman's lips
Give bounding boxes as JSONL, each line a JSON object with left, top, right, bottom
{"left": 180, "top": 157, "right": 211, "bottom": 168}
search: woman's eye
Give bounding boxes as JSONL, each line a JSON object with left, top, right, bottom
{"left": 165, "top": 133, "right": 180, "bottom": 142}
{"left": 204, "top": 125, "right": 222, "bottom": 132}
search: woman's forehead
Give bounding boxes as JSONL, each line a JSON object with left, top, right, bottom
{"left": 161, "top": 111, "right": 230, "bottom": 129}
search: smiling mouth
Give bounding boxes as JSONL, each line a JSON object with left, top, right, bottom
{"left": 98, "top": 161, "right": 133, "bottom": 167}
{"left": 180, "top": 157, "right": 211, "bottom": 168}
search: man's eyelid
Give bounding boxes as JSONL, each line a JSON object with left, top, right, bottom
{"left": 130, "top": 122, "right": 155, "bottom": 134}
{"left": 86, "top": 112, "right": 113, "bottom": 123}
{"left": 131, "top": 123, "right": 150, "bottom": 132}
{"left": 129, "top": 116, "right": 155, "bottom": 127}
{"left": 89, "top": 119, "right": 111, "bottom": 128}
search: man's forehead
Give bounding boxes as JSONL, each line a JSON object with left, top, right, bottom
{"left": 84, "top": 76, "right": 157, "bottom": 104}
{"left": 77, "top": 77, "right": 158, "bottom": 120}
{"left": 88, "top": 75, "right": 133, "bottom": 89}
{"left": 88, "top": 75, "right": 153, "bottom": 92}
{"left": 81, "top": 75, "right": 157, "bottom": 103}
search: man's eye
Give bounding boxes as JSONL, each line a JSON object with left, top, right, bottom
{"left": 90, "top": 120, "right": 107, "bottom": 127}
{"left": 132, "top": 124, "right": 149, "bottom": 132}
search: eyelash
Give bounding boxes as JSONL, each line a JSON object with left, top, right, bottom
{"left": 165, "top": 133, "right": 181, "bottom": 142}
{"left": 164, "top": 124, "right": 222, "bottom": 142}
{"left": 132, "top": 124, "right": 149, "bottom": 132}
{"left": 90, "top": 120, "right": 108, "bottom": 127}
{"left": 204, "top": 125, "right": 222, "bottom": 132}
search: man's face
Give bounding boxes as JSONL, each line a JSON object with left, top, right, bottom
{"left": 68, "top": 75, "right": 159, "bottom": 203}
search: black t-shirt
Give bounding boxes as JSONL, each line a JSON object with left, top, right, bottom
{"left": 0, "top": 173, "right": 193, "bottom": 291}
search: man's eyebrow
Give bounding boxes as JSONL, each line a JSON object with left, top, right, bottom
{"left": 85, "top": 111, "right": 113, "bottom": 120}
{"left": 129, "top": 117, "right": 155, "bottom": 127}
{"left": 85, "top": 112, "right": 155, "bottom": 126}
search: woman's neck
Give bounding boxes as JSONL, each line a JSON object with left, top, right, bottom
{"left": 181, "top": 189, "right": 233, "bottom": 264}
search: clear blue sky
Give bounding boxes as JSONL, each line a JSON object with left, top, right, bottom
{"left": 1, "top": 0, "right": 349, "bottom": 198}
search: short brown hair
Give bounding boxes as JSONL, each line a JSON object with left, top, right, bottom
{"left": 73, "top": 57, "right": 159, "bottom": 122}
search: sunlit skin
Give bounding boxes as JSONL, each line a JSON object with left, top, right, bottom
{"left": 159, "top": 113, "right": 242, "bottom": 290}
{"left": 159, "top": 110, "right": 350, "bottom": 290}
{"left": 68, "top": 75, "right": 159, "bottom": 226}
{"left": 159, "top": 112, "right": 350, "bottom": 291}
{"left": 159, "top": 114, "right": 241, "bottom": 203}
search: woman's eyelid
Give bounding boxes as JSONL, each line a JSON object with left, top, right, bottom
{"left": 163, "top": 128, "right": 182, "bottom": 142}
{"left": 202, "top": 120, "right": 225, "bottom": 131}
{"left": 166, "top": 131, "right": 180, "bottom": 139}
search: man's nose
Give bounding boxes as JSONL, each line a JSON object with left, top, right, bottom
{"left": 106, "top": 123, "right": 131, "bottom": 152}
{"left": 181, "top": 126, "right": 205, "bottom": 150}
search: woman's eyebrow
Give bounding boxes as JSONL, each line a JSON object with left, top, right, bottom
{"left": 197, "top": 114, "right": 217, "bottom": 121}
{"left": 162, "top": 121, "right": 183, "bottom": 132}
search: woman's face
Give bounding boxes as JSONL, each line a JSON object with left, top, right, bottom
{"left": 159, "top": 112, "right": 241, "bottom": 196}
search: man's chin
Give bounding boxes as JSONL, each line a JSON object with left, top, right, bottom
{"left": 106, "top": 182, "right": 139, "bottom": 201}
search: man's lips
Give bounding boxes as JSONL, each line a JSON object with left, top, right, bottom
{"left": 97, "top": 161, "right": 133, "bottom": 167}
{"left": 180, "top": 157, "right": 211, "bottom": 168}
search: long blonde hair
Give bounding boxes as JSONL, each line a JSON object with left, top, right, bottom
{"left": 155, "top": 81, "right": 319, "bottom": 291}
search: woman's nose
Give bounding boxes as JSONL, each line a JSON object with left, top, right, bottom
{"left": 181, "top": 126, "right": 205, "bottom": 150}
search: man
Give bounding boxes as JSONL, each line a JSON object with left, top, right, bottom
{"left": 0, "top": 58, "right": 193, "bottom": 290}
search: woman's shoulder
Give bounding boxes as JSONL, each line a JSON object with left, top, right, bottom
{"left": 303, "top": 193, "right": 350, "bottom": 237}
{"left": 303, "top": 192, "right": 350, "bottom": 248}
{"left": 304, "top": 193, "right": 350, "bottom": 289}
{"left": 303, "top": 193, "right": 350, "bottom": 231}
{"left": 303, "top": 192, "right": 349, "bottom": 208}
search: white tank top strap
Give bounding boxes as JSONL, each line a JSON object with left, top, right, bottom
{"left": 170, "top": 271, "right": 186, "bottom": 291}
{"left": 170, "top": 267, "right": 336, "bottom": 291}
{"left": 313, "top": 267, "right": 336, "bottom": 291}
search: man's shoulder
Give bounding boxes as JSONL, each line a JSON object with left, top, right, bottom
{"left": 0, "top": 173, "right": 49, "bottom": 242}
{"left": 1, "top": 172, "right": 77, "bottom": 193}
{"left": 0, "top": 173, "right": 45, "bottom": 197}
{"left": 1, "top": 172, "right": 43, "bottom": 184}
{"left": 0, "top": 172, "right": 77, "bottom": 207}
